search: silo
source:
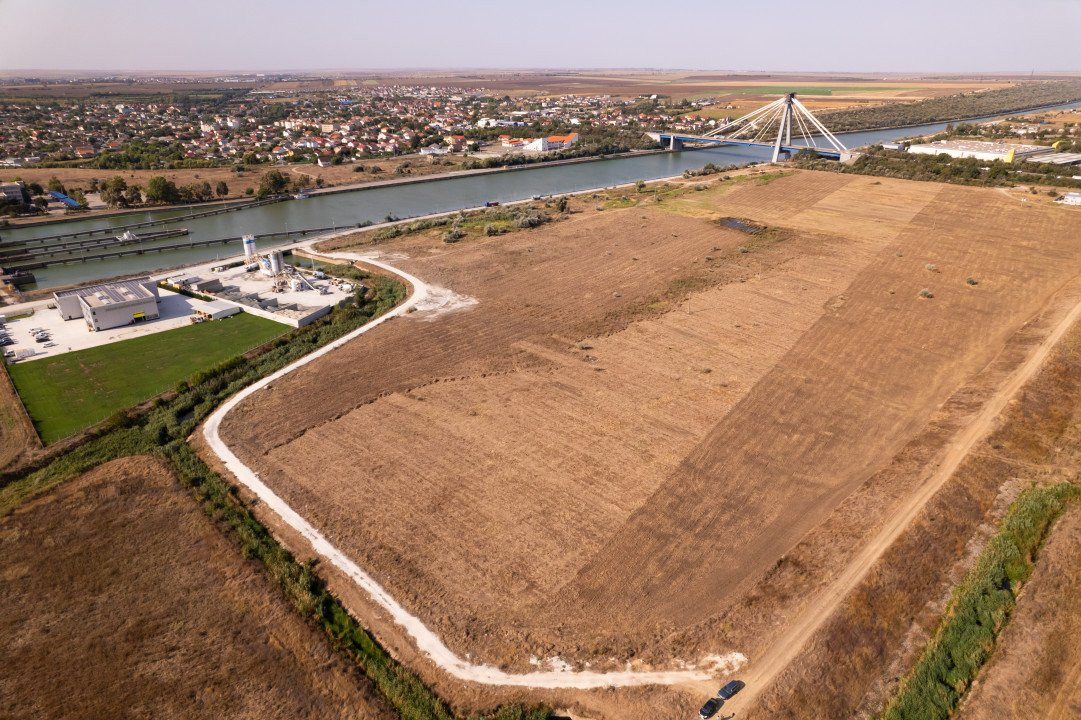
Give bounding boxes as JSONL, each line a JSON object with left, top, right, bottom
{"left": 269, "top": 250, "right": 284, "bottom": 274}
{"left": 242, "top": 234, "right": 256, "bottom": 259}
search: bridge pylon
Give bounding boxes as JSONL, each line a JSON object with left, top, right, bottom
{"left": 702, "top": 92, "right": 849, "bottom": 162}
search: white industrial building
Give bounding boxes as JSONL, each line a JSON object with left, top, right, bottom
{"left": 1057, "top": 192, "right": 1081, "bottom": 206}
{"left": 53, "top": 277, "right": 161, "bottom": 331}
{"left": 907, "top": 139, "right": 1053, "bottom": 163}
{"left": 196, "top": 299, "right": 242, "bottom": 320}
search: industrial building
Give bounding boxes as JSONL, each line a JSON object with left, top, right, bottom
{"left": 1022, "top": 152, "right": 1081, "bottom": 166}
{"left": 53, "top": 277, "right": 160, "bottom": 331}
{"left": 1057, "top": 192, "right": 1081, "bottom": 206}
{"left": 196, "top": 299, "right": 242, "bottom": 320}
{"left": 907, "top": 139, "right": 1053, "bottom": 163}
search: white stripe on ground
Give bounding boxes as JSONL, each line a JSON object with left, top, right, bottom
{"left": 202, "top": 251, "right": 715, "bottom": 688}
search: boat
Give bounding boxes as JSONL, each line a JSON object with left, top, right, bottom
{"left": 485, "top": 201, "right": 500, "bottom": 207}
{"left": 292, "top": 192, "right": 309, "bottom": 200}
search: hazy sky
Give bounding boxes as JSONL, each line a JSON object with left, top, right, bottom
{"left": 1, "top": 0, "right": 1079, "bottom": 73}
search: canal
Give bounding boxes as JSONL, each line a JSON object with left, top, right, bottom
{"left": 6, "top": 100, "right": 1081, "bottom": 290}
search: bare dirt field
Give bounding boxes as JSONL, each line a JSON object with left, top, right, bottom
{"left": 960, "top": 504, "right": 1081, "bottom": 720}
{"left": 0, "top": 455, "right": 392, "bottom": 720}
{"left": 216, "top": 170, "right": 1081, "bottom": 717}
{"left": 747, "top": 289, "right": 1081, "bottom": 719}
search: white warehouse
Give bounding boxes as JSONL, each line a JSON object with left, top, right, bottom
{"left": 53, "top": 277, "right": 161, "bottom": 331}
{"left": 907, "top": 139, "right": 1052, "bottom": 163}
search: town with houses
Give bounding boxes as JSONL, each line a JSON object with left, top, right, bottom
{"left": 0, "top": 85, "right": 722, "bottom": 170}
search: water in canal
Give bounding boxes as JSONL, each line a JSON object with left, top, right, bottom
{"left": 6, "top": 100, "right": 1080, "bottom": 290}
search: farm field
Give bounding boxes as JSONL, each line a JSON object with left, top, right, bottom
{"left": 218, "top": 170, "right": 1081, "bottom": 717}
{"left": 10, "top": 313, "right": 285, "bottom": 443}
{"left": 0, "top": 456, "right": 392, "bottom": 720}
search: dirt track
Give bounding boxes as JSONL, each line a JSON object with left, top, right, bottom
{"left": 215, "top": 170, "right": 1081, "bottom": 716}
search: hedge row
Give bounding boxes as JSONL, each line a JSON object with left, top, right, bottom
{"left": 879, "top": 482, "right": 1079, "bottom": 720}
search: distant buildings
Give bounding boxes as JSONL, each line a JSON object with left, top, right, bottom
{"left": 0, "top": 182, "right": 31, "bottom": 206}
{"left": 907, "top": 139, "right": 1052, "bottom": 163}
{"left": 500, "top": 132, "right": 579, "bottom": 154}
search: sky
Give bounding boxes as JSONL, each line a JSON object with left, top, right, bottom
{"left": 1, "top": 0, "right": 1079, "bottom": 73}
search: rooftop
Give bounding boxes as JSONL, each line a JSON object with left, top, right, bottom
{"left": 56, "top": 277, "right": 155, "bottom": 307}
{"left": 54, "top": 276, "right": 153, "bottom": 300}
{"left": 911, "top": 139, "right": 1051, "bottom": 155}
{"left": 79, "top": 282, "right": 155, "bottom": 308}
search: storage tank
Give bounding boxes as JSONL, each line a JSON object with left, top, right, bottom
{"left": 242, "top": 234, "right": 256, "bottom": 260}
{"left": 269, "top": 250, "right": 284, "bottom": 274}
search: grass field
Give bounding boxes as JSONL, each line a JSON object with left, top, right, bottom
{"left": 9, "top": 313, "right": 285, "bottom": 443}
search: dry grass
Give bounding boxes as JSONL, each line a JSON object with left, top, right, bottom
{"left": 215, "top": 171, "right": 1081, "bottom": 718}
{"left": 0, "top": 456, "right": 393, "bottom": 720}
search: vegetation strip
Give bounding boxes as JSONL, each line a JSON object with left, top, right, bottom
{"left": 0, "top": 265, "right": 543, "bottom": 720}
{"left": 878, "top": 482, "right": 1079, "bottom": 720}
{"left": 820, "top": 80, "right": 1081, "bottom": 133}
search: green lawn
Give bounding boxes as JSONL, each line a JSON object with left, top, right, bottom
{"left": 9, "top": 313, "right": 286, "bottom": 444}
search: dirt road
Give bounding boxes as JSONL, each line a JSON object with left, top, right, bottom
{"left": 723, "top": 288, "right": 1081, "bottom": 714}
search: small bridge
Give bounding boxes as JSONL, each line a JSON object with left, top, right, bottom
{"left": 649, "top": 93, "right": 852, "bottom": 162}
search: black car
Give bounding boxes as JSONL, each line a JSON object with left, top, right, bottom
{"left": 718, "top": 679, "right": 746, "bottom": 700}
{"left": 698, "top": 697, "right": 722, "bottom": 719}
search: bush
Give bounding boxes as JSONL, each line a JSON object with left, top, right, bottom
{"left": 919, "top": 288, "right": 934, "bottom": 298}
{"left": 878, "top": 483, "right": 1078, "bottom": 720}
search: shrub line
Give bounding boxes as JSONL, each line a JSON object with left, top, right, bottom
{"left": 878, "top": 481, "right": 1079, "bottom": 720}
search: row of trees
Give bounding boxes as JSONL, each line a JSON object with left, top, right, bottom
{"left": 794, "top": 146, "right": 1081, "bottom": 190}
{"left": 820, "top": 80, "right": 1081, "bottom": 132}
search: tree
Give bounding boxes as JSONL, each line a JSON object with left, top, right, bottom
{"left": 46, "top": 176, "right": 65, "bottom": 194}
{"left": 145, "top": 175, "right": 180, "bottom": 204}
{"left": 26, "top": 182, "right": 45, "bottom": 197}
{"left": 99, "top": 176, "right": 129, "bottom": 207}
{"left": 124, "top": 185, "right": 143, "bottom": 206}
{"left": 256, "top": 169, "right": 291, "bottom": 197}
{"left": 215, "top": 180, "right": 229, "bottom": 198}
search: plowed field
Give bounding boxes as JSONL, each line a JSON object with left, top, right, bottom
{"left": 218, "top": 170, "right": 1081, "bottom": 685}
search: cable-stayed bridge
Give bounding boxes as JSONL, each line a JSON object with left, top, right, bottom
{"left": 648, "top": 93, "right": 852, "bottom": 162}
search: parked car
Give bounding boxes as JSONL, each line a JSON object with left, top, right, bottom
{"left": 718, "top": 680, "right": 745, "bottom": 700}
{"left": 699, "top": 697, "right": 722, "bottom": 719}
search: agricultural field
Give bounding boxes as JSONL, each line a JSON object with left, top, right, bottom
{"left": 217, "top": 169, "right": 1081, "bottom": 717}
{"left": 9, "top": 313, "right": 285, "bottom": 443}
{"left": 0, "top": 455, "right": 392, "bottom": 720}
